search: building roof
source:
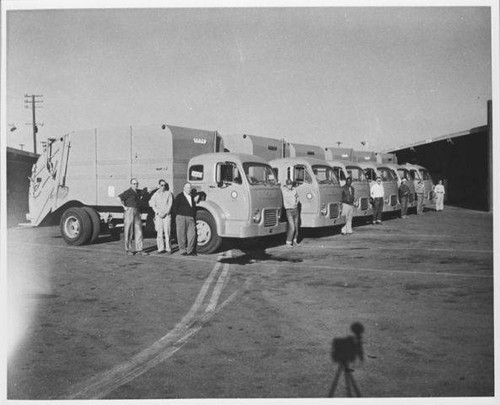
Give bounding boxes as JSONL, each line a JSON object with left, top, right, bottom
{"left": 383, "top": 125, "right": 488, "bottom": 153}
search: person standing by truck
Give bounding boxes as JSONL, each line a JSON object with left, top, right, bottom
{"left": 281, "top": 179, "right": 300, "bottom": 247}
{"left": 173, "top": 183, "right": 198, "bottom": 256}
{"left": 399, "top": 178, "right": 411, "bottom": 219}
{"left": 370, "top": 176, "right": 384, "bottom": 224}
{"left": 341, "top": 177, "right": 355, "bottom": 235}
{"left": 434, "top": 179, "right": 446, "bottom": 211}
{"left": 149, "top": 180, "right": 174, "bottom": 254}
{"left": 415, "top": 179, "right": 425, "bottom": 215}
{"left": 118, "top": 178, "right": 150, "bottom": 256}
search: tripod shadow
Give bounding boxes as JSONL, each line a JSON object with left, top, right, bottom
{"left": 328, "top": 322, "right": 364, "bottom": 397}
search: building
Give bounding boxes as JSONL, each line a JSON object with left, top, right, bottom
{"left": 386, "top": 101, "right": 492, "bottom": 212}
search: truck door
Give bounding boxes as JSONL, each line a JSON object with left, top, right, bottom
{"left": 290, "top": 164, "right": 317, "bottom": 218}
{"left": 208, "top": 161, "right": 249, "bottom": 222}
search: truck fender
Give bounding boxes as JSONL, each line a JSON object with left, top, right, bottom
{"left": 196, "top": 200, "right": 226, "bottom": 236}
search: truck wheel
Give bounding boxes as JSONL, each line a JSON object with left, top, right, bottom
{"left": 82, "top": 207, "right": 101, "bottom": 244}
{"left": 196, "top": 210, "right": 222, "bottom": 254}
{"left": 60, "top": 207, "right": 93, "bottom": 246}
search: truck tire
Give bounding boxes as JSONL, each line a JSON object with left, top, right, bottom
{"left": 196, "top": 210, "right": 222, "bottom": 254}
{"left": 82, "top": 207, "right": 101, "bottom": 244}
{"left": 60, "top": 207, "right": 93, "bottom": 246}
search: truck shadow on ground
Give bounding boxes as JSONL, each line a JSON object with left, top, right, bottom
{"left": 218, "top": 249, "right": 303, "bottom": 265}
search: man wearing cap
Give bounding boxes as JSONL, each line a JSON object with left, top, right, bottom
{"left": 281, "top": 179, "right": 300, "bottom": 247}
{"left": 399, "top": 178, "right": 411, "bottom": 219}
{"left": 341, "top": 177, "right": 355, "bottom": 235}
{"left": 370, "top": 176, "right": 384, "bottom": 224}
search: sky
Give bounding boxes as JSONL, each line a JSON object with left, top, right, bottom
{"left": 3, "top": 3, "right": 494, "bottom": 153}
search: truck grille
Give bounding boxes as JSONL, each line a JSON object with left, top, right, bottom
{"left": 263, "top": 209, "right": 277, "bottom": 227}
{"left": 359, "top": 198, "right": 369, "bottom": 211}
{"left": 390, "top": 195, "right": 398, "bottom": 206}
{"left": 329, "top": 203, "right": 340, "bottom": 219}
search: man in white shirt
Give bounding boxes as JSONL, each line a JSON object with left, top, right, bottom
{"left": 149, "top": 179, "right": 174, "bottom": 254}
{"left": 370, "top": 176, "right": 385, "bottom": 224}
{"left": 434, "top": 179, "right": 445, "bottom": 211}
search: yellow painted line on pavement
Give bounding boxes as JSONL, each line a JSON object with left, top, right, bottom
{"left": 61, "top": 251, "right": 241, "bottom": 399}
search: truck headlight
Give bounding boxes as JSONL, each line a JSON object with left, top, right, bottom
{"left": 231, "top": 190, "right": 238, "bottom": 199}
{"left": 252, "top": 209, "right": 262, "bottom": 223}
{"left": 384, "top": 197, "right": 390, "bottom": 204}
{"left": 306, "top": 192, "right": 313, "bottom": 200}
{"left": 320, "top": 204, "right": 327, "bottom": 215}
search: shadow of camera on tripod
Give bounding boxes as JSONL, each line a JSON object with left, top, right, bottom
{"left": 328, "top": 322, "right": 365, "bottom": 397}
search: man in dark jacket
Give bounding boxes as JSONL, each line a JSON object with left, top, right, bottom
{"left": 173, "top": 182, "right": 198, "bottom": 256}
{"left": 118, "top": 178, "right": 149, "bottom": 256}
{"left": 399, "top": 178, "right": 411, "bottom": 218}
{"left": 341, "top": 177, "right": 355, "bottom": 235}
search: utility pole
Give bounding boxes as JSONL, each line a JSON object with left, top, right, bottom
{"left": 24, "top": 94, "right": 44, "bottom": 154}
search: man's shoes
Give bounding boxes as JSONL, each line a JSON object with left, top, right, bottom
{"left": 372, "top": 221, "right": 376, "bottom": 225}
{"left": 180, "top": 252, "right": 187, "bottom": 256}
{"left": 137, "top": 251, "right": 149, "bottom": 256}
{"left": 285, "top": 243, "right": 293, "bottom": 248}
{"left": 187, "top": 252, "right": 198, "bottom": 256}
{"left": 376, "top": 220, "right": 382, "bottom": 224}
{"left": 166, "top": 251, "right": 172, "bottom": 255}
{"left": 156, "top": 250, "right": 166, "bottom": 255}
{"left": 293, "top": 241, "right": 301, "bottom": 247}
{"left": 126, "top": 251, "right": 135, "bottom": 256}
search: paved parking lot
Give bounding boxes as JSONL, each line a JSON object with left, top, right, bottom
{"left": 7, "top": 206, "right": 494, "bottom": 399}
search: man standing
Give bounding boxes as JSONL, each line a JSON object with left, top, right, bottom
{"left": 173, "top": 183, "right": 198, "bottom": 256}
{"left": 415, "top": 179, "right": 425, "bottom": 215}
{"left": 341, "top": 177, "right": 355, "bottom": 235}
{"left": 118, "top": 178, "right": 149, "bottom": 256}
{"left": 281, "top": 179, "right": 300, "bottom": 247}
{"left": 434, "top": 179, "right": 446, "bottom": 211}
{"left": 370, "top": 176, "right": 384, "bottom": 225}
{"left": 399, "top": 178, "right": 411, "bottom": 219}
{"left": 149, "top": 180, "right": 174, "bottom": 254}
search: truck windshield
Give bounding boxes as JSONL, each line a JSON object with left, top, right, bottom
{"left": 378, "top": 168, "right": 397, "bottom": 181}
{"left": 312, "top": 165, "right": 339, "bottom": 185}
{"left": 364, "top": 168, "right": 377, "bottom": 181}
{"left": 397, "top": 168, "right": 410, "bottom": 181}
{"left": 243, "top": 163, "right": 278, "bottom": 186}
{"left": 346, "top": 166, "right": 367, "bottom": 182}
{"left": 408, "top": 169, "right": 419, "bottom": 181}
{"left": 420, "top": 169, "right": 433, "bottom": 181}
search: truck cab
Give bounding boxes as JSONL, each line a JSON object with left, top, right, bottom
{"left": 359, "top": 162, "right": 401, "bottom": 213}
{"left": 383, "top": 163, "right": 417, "bottom": 210}
{"left": 404, "top": 163, "right": 435, "bottom": 205}
{"left": 325, "top": 159, "right": 372, "bottom": 218}
{"left": 187, "top": 152, "right": 286, "bottom": 253}
{"left": 269, "top": 157, "right": 344, "bottom": 228}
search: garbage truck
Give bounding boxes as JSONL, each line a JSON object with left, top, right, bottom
{"left": 224, "top": 135, "right": 344, "bottom": 228}
{"left": 27, "top": 124, "right": 286, "bottom": 253}
{"left": 325, "top": 147, "right": 372, "bottom": 218}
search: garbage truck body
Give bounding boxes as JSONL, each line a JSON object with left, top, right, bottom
{"left": 27, "top": 124, "right": 285, "bottom": 253}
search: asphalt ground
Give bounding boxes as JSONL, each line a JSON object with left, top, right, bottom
{"left": 6, "top": 206, "right": 494, "bottom": 400}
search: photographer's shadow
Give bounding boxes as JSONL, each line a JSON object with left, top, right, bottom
{"left": 328, "top": 322, "right": 365, "bottom": 397}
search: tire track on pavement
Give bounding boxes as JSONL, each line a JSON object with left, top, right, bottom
{"left": 61, "top": 250, "right": 244, "bottom": 399}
